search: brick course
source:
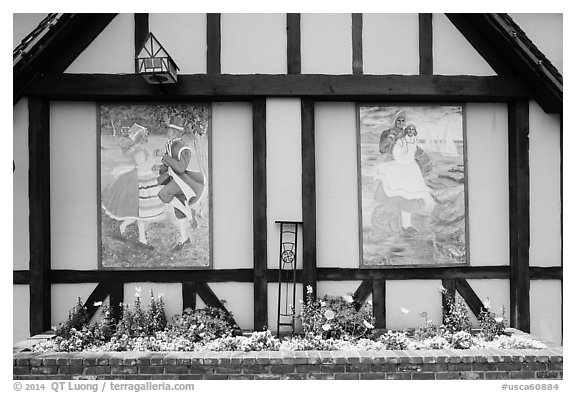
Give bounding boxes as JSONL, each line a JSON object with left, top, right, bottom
{"left": 13, "top": 331, "right": 562, "bottom": 380}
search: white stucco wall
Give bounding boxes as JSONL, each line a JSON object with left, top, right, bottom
{"left": 212, "top": 102, "right": 253, "bottom": 270}
{"left": 530, "top": 280, "right": 562, "bottom": 346}
{"left": 13, "top": 99, "right": 29, "bottom": 270}
{"left": 149, "top": 14, "right": 207, "bottom": 74}
{"left": 65, "top": 14, "right": 134, "bottom": 74}
{"left": 209, "top": 283, "right": 254, "bottom": 330}
{"left": 509, "top": 13, "right": 563, "bottom": 75}
{"left": 266, "top": 99, "right": 303, "bottom": 269}
{"left": 362, "top": 13, "right": 419, "bottom": 75}
{"left": 386, "top": 280, "right": 444, "bottom": 330}
{"left": 301, "top": 14, "right": 352, "bottom": 74}
{"left": 315, "top": 102, "right": 359, "bottom": 268}
{"left": 13, "top": 285, "right": 30, "bottom": 344}
{"left": 433, "top": 14, "right": 496, "bottom": 76}
{"left": 50, "top": 102, "right": 99, "bottom": 270}
{"left": 529, "top": 101, "right": 562, "bottom": 267}
{"left": 51, "top": 284, "right": 99, "bottom": 327}
{"left": 221, "top": 14, "right": 287, "bottom": 74}
{"left": 466, "top": 104, "right": 510, "bottom": 266}
{"left": 122, "top": 282, "right": 183, "bottom": 323}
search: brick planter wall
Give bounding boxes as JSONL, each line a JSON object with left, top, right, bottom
{"left": 14, "top": 347, "right": 563, "bottom": 380}
{"left": 13, "top": 329, "right": 562, "bottom": 380}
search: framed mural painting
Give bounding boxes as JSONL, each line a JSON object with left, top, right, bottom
{"left": 357, "top": 104, "right": 469, "bottom": 267}
{"left": 98, "top": 103, "right": 212, "bottom": 269}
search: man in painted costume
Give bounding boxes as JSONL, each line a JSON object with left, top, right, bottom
{"left": 156, "top": 115, "right": 205, "bottom": 250}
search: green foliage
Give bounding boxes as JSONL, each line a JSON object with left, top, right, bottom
{"left": 115, "top": 289, "right": 167, "bottom": 338}
{"left": 413, "top": 320, "right": 448, "bottom": 341}
{"left": 299, "top": 286, "right": 375, "bottom": 340}
{"left": 166, "top": 306, "right": 236, "bottom": 343}
{"left": 478, "top": 304, "right": 507, "bottom": 341}
{"left": 379, "top": 331, "right": 410, "bottom": 350}
{"left": 443, "top": 294, "right": 471, "bottom": 333}
{"left": 54, "top": 297, "right": 90, "bottom": 339}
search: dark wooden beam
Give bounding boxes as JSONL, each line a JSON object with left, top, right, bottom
{"left": 19, "top": 266, "right": 562, "bottom": 285}
{"left": 14, "top": 14, "right": 117, "bottom": 104}
{"left": 445, "top": 14, "right": 514, "bottom": 76}
{"left": 196, "top": 282, "right": 241, "bottom": 330}
{"left": 286, "top": 13, "right": 301, "bottom": 74}
{"left": 373, "top": 280, "right": 386, "bottom": 328}
{"left": 28, "top": 97, "right": 51, "bottom": 336}
{"left": 206, "top": 13, "right": 221, "bottom": 74}
{"left": 352, "top": 13, "right": 363, "bottom": 75}
{"left": 353, "top": 280, "right": 373, "bottom": 311}
{"left": 419, "top": 13, "right": 433, "bottom": 75}
{"left": 109, "top": 283, "right": 124, "bottom": 323}
{"left": 24, "top": 73, "right": 532, "bottom": 102}
{"left": 252, "top": 98, "right": 268, "bottom": 331}
{"left": 182, "top": 281, "right": 197, "bottom": 311}
{"left": 317, "top": 266, "right": 511, "bottom": 280}
{"left": 301, "top": 99, "right": 317, "bottom": 298}
{"left": 508, "top": 100, "right": 531, "bottom": 332}
{"left": 134, "top": 14, "right": 149, "bottom": 73}
{"left": 82, "top": 283, "right": 112, "bottom": 321}
{"left": 446, "top": 14, "right": 561, "bottom": 114}
{"left": 455, "top": 278, "right": 488, "bottom": 319}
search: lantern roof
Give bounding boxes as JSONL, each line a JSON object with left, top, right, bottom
{"left": 136, "top": 32, "right": 180, "bottom": 71}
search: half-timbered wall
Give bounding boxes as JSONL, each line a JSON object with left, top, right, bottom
{"left": 13, "top": 13, "right": 562, "bottom": 345}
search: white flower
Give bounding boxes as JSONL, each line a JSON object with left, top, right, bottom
{"left": 343, "top": 295, "right": 354, "bottom": 303}
{"left": 400, "top": 307, "right": 410, "bottom": 314}
{"left": 93, "top": 301, "right": 103, "bottom": 307}
{"left": 135, "top": 286, "right": 142, "bottom": 298}
{"left": 363, "top": 320, "right": 374, "bottom": 329}
{"left": 320, "top": 301, "right": 326, "bottom": 307}
{"left": 322, "top": 323, "right": 332, "bottom": 331}
{"left": 483, "top": 297, "right": 491, "bottom": 310}
{"left": 324, "top": 309, "right": 335, "bottom": 320}
{"left": 367, "top": 299, "right": 373, "bottom": 306}
{"left": 306, "top": 285, "right": 313, "bottom": 294}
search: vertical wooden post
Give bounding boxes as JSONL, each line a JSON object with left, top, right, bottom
{"left": 253, "top": 98, "right": 268, "bottom": 330}
{"left": 109, "top": 283, "right": 124, "bottom": 324}
{"left": 28, "top": 97, "right": 51, "bottom": 335}
{"left": 372, "top": 280, "right": 386, "bottom": 329}
{"left": 301, "top": 99, "right": 317, "bottom": 297}
{"left": 207, "top": 13, "right": 221, "bottom": 75}
{"left": 286, "top": 13, "right": 301, "bottom": 75}
{"left": 352, "top": 13, "right": 363, "bottom": 75}
{"left": 134, "top": 13, "right": 149, "bottom": 73}
{"left": 182, "top": 281, "right": 197, "bottom": 311}
{"left": 419, "top": 13, "right": 433, "bottom": 75}
{"left": 508, "top": 100, "right": 530, "bottom": 332}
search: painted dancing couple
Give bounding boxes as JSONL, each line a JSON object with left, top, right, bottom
{"left": 102, "top": 115, "right": 205, "bottom": 251}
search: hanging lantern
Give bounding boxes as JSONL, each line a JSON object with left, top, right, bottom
{"left": 135, "top": 33, "right": 179, "bottom": 84}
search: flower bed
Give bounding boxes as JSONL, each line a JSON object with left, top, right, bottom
{"left": 13, "top": 333, "right": 563, "bottom": 381}
{"left": 13, "top": 288, "right": 562, "bottom": 380}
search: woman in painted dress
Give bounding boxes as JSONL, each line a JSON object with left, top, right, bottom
{"left": 374, "top": 123, "right": 434, "bottom": 234}
{"left": 102, "top": 123, "right": 165, "bottom": 249}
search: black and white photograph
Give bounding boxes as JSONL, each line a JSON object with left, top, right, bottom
{"left": 12, "top": 11, "right": 564, "bottom": 388}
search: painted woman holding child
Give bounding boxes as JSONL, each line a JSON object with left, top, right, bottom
{"left": 374, "top": 110, "right": 434, "bottom": 234}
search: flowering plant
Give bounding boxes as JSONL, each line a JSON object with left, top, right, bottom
{"left": 166, "top": 306, "right": 236, "bottom": 343}
{"left": 477, "top": 298, "right": 507, "bottom": 341}
{"left": 299, "top": 286, "right": 375, "bottom": 340}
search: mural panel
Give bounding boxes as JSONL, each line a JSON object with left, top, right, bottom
{"left": 358, "top": 104, "right": 469, "bottom": 267}
{"left": 98, "top": 104, "right": 211, "bottom": 269}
